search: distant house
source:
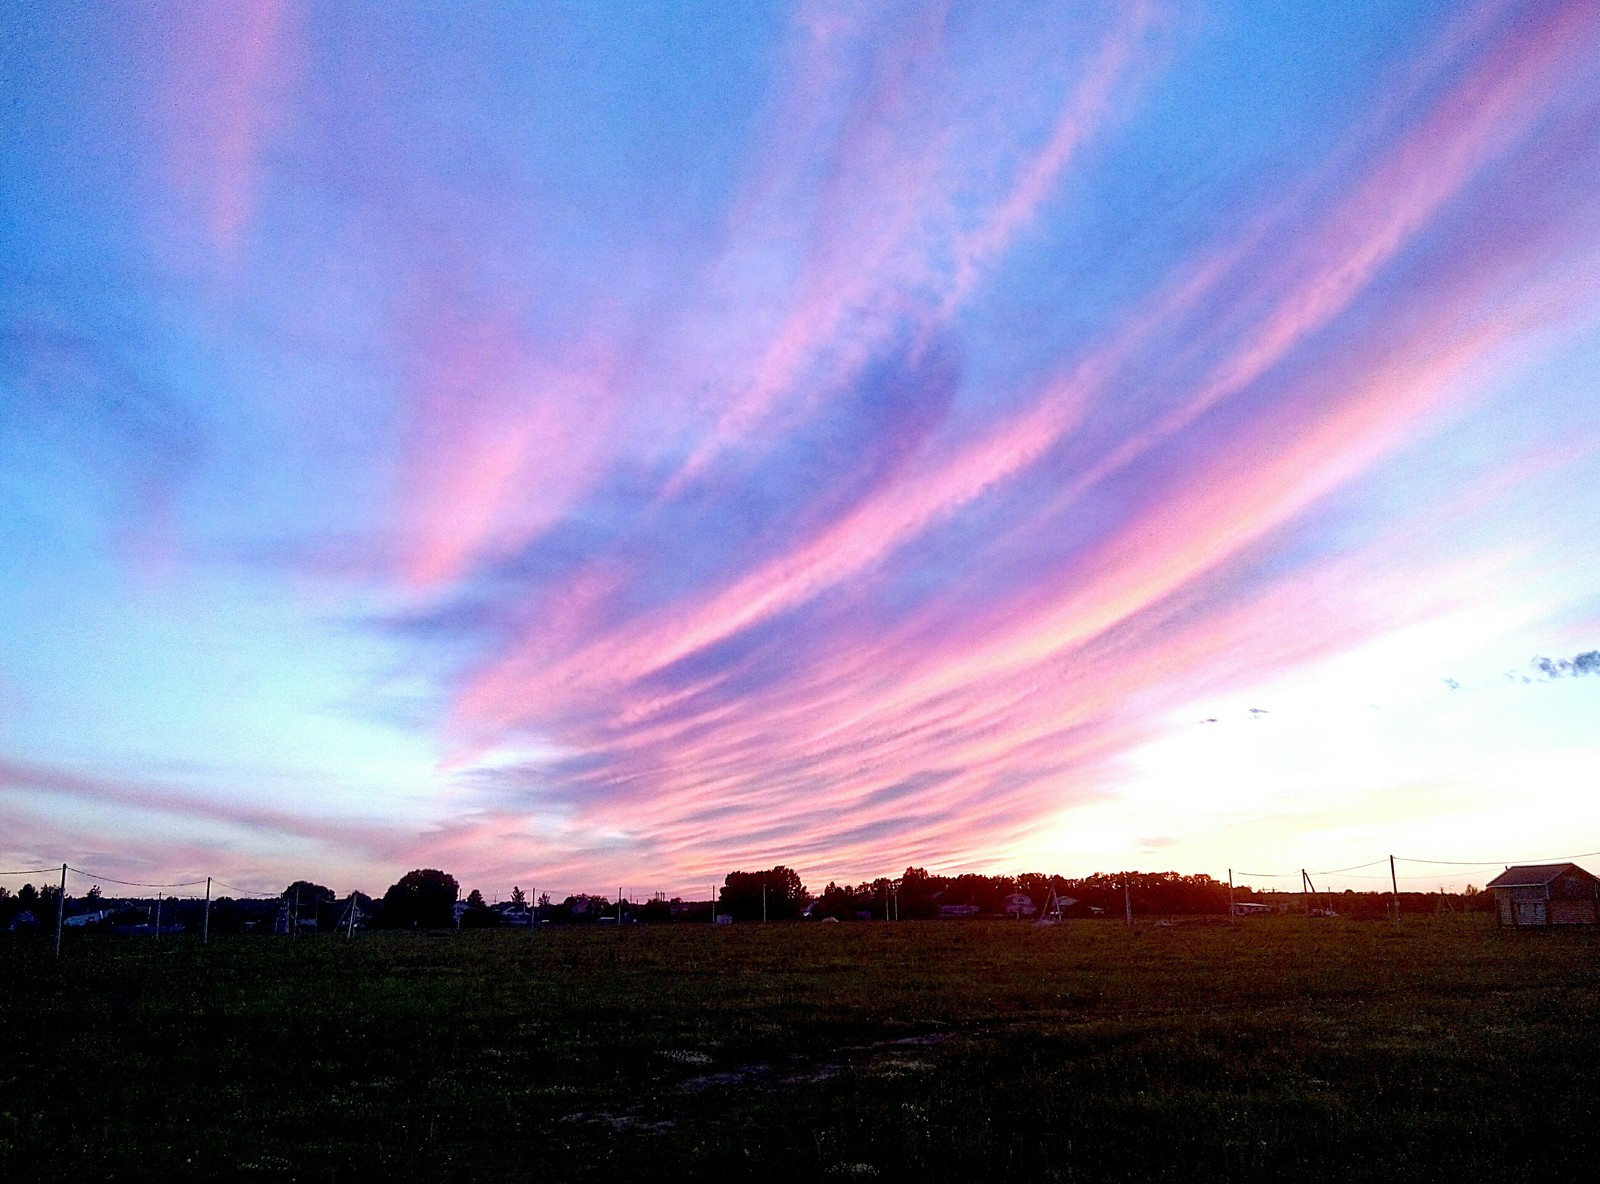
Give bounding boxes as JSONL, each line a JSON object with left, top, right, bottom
{"left": 1004, "top": 893, "right": 1037, "bottom": 920}
{"left": 1230, "top": 902, "right": 1273, "bottom": 917}
{"left": 938, "top": 904, "right": 980, "bottom": 919}
{"left": 1487, "top": 863, "right": 1600, "bottom": 927}
{"left": 491, "top": 903, "right": 533, "bottom": 927}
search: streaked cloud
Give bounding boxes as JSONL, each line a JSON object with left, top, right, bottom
{"left": 3, "top": 0, "right": 1600, "bottom": 893}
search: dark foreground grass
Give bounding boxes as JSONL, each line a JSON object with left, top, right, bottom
{"left": 3, "top": 916, "right": 1598, "bottom": 1181}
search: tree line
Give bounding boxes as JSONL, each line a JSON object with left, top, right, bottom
{"left": 1, "top": 864, "right": 1493, "bottom": 935}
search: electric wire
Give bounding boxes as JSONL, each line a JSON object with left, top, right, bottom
{"left": 1396, "top": 849, "right": 1600, "bottom": 866}
{"left": 211, "top": 879, "right": 276, "bottom": 897}
{"left": 1310, "top": 859, "right": 1389, "bottom": 875}
{"left": 65, "top": 865, "right": 208, "bottom": 889}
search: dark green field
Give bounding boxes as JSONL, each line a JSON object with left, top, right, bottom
{"left": 4, "top": 916, "right": 1598, "bottom": 1181}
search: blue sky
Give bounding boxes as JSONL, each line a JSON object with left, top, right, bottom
{"left": 3, "top": 0, "right": 1599, "bottom": 899}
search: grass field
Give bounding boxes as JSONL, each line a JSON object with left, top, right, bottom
{"left": 4, "top": 915, "right": 1599, "bottom": 1181}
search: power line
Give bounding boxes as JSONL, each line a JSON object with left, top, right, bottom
{"left": 1235, "top": 850, "right": 1600, "bottom": 883}
{"left": 0, "top": 866, "right": 60, "bottom": 876}
{"left": 1396, "top": 849, "right": 1600, "bottom": 867}
{"left": 1311, "top": 859, "right": 1389, "bottom": 875}
{"left": 211, "top": 879, "right": 276, "bottom": 897}
{"left": 65, "top": 865, "right": 208, "bottom": 889}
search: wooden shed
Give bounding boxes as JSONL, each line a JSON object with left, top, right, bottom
{"left": 1486, "top": 863, "right": 1600, "bottom": 927}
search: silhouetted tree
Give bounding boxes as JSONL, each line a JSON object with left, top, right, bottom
{"left": 547, "top": 894, "right": 610, "bottom": 924}
{"left": 943, "top": 874, "right": 1014, "bottom": 915}
{"left": 378, "top": 869, "right": 459, "bottom": 929}
{"left": 639, "top": 897, "right": 672, "bottom": 923}
{"left": 812, "top": 882, "right": 861, "bottom": 920}
{"left": 459, "top": 887, "right": 505, "bottom": 928}
{"left": 720, "top": 867, "right": 809, "bottom": 921}
{"left": 896, "top": 867, "right": 943, "bottom": 919}
{"left": 284, "top": 880, "right": 336, "bottom": 930}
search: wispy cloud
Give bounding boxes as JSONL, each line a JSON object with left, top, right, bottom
{"left": 157, "top": 0, "right": 298, "bottom": 263}
{"left": 6, "top": 0, "right": 1600, "bottom": 891}
{"left": 429, "top": 0, "right": 1600, "bottom": 882}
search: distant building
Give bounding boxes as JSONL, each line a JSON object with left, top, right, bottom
{"left": 1004, "top": 893, "right": 1037, "bottom": 919}
{"left": 1229, "top": 901, "right": 1273, "bottom": 916}
{"left": 938, "top": 904, "right": 980, "bottom": 919}
{"left": 491, "top": 903, "right": 533, "bottom": 927}
{"left": 1486, "top": 863, "right": 1600, "bottom": 927}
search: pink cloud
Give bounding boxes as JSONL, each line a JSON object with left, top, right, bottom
{"left": 392, "top": 275, "right": 629, "bottom": 590}
{"left": 431, "top": 2, "right": 1600, "bottom": 891}
{"left": 158, "top": 0, "right": 297, "bottom": 262}
{"left": 664, "top": 4, "right": 1157, "bottom": 493}
{"left": 456, "top": 1, "right": 1600, "bottom": 749}
{"left": 0, "top": 756, "right": 411, "bottom": 861}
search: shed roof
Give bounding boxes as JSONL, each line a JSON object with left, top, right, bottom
{"left": 1486, "top": 863, "right": 1598, "bottom": 889}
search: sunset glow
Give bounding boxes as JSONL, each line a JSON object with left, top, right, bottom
{"left": 4, "top": 0, "right": 1599, "bottom": 897}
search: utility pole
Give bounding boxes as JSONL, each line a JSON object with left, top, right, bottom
{"left": 1228, "top": 869, "right": 1235, "bottom": 926}
{"left": 154, "top": 893, "right": 162, "bottom": 937}
{"left": 203, "top": 877, "right": 212, "bottom": 944}
{"left": 618, "top": 888, "right": 623, "bottom": 927}
{"left": 346, "top": 891, "right": 357, "bottom": 939}
{"left": 1123, "top": 878, "right": 1132, "bottom": 926}
{"left": 1389, "top": 854, "right": 1400, "bottom": 930}
{"left": 54, "top": 863, "right": 66, "bottom": 958}
{"left": 1302, "top": 869, "right": 1311, "bottom": 917}
{"left": 762, "top": 884, "right": 767, "bottom": 923}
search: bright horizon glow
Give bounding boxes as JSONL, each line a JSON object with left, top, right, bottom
{"left": 4, "top": 0, "right": 1600, "bottom": 899}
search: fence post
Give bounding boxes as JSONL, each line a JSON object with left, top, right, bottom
{"left": 54, "top": 863, "right": 67, "bottom": 958}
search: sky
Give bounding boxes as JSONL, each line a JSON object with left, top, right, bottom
{"left": 3, "top": 0, "right": 1599, "bottom": 901}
